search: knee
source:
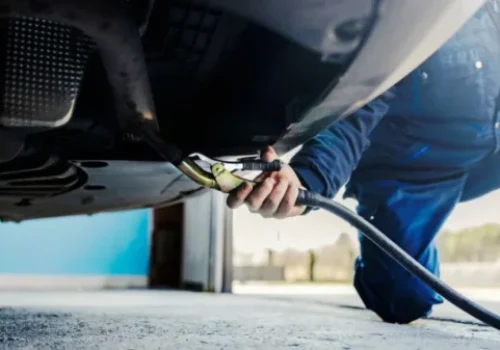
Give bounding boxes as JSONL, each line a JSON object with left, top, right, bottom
{"left": 374, "top": 291, "right": 434, "bottom": 324}
{"left": 354, "top": 266, "right": 442, "bottom": 324}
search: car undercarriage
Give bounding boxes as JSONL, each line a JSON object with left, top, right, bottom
{"left": 0, "top": 0, "right": 485, "bottom": 221}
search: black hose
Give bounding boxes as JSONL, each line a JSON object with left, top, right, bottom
{"left": 296, "top": 190, "right": 500, "bottom": 330}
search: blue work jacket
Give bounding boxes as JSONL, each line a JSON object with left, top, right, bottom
{"left": 290, "top": 4, "right": 500, "bottom": 201}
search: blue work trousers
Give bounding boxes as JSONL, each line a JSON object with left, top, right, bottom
{"left": 350, "top": 149, "right": 500, "bottom": 324}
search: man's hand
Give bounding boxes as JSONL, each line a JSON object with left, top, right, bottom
{"left": 226, "top": 146, "right": 306, "bottom": 219}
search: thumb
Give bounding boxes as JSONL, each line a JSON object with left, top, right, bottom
{"left": 260, "top": 146, "right": 278, "bottom": 162}
{"left": 254, "top": 146, "right": 280, "bottom": 182}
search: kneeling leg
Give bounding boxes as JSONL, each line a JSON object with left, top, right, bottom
{"left": 352, "top": 178, "right": 466, "bottom": 323}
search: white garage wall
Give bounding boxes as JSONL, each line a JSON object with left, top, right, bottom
{"left": 182, "top": 191, "right": 231, "bottom": 292}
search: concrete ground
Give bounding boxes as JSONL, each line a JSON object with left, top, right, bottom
{"left": 234, "top": 283, "right": 500, "bottom": 323}
{"left": 0, "top": 288, "right": 499, "bottom": 349}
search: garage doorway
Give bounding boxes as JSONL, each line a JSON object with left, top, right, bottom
{"left": 148, "top": 191, "right": 233, "bottom": 293}
{"left": 148, "top": 203, "right": 184, "bottom": 289}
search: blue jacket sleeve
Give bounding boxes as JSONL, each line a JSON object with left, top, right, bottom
{"left": 289, "top": 88, "right": 395, "bottom": 199}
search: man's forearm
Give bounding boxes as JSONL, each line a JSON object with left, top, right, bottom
{"left": 289, "top": 88, "right": 395, "bottom": 199}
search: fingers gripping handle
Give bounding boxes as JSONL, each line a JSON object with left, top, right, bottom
{"left": 242, "top": 158, "right": 320, "bottom": 208}
{"left": 241, "top": 157, "right": 320, "bottom": 208}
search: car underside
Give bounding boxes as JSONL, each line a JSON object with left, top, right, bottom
{"left": 0, "top": 0, "right": 485, "bottom": 221}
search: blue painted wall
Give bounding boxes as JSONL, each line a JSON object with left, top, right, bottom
{"left": 0, "top": 209, "right": 151, "bottom": 276}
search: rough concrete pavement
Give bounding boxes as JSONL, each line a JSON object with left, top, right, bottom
{"left": 234, "top": 283, "right": 500, "bottom": 324}
{"left": 0, "top": 290, "right": 499, "bottom": 349}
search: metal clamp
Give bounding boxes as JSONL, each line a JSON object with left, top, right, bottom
{"left": 139, "top": 126, "right": 281, "bottom": 193}
{"left": 179, "top": 152, "right": 283, "bottom": 193}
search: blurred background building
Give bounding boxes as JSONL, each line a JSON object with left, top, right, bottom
{"left": 233, "top": 188, "right": 500, "bottom": 288}
{"left": 1, "top": 185, "right": 499, "bottom": 292}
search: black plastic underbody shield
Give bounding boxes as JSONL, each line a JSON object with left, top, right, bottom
{"left": 0, "top": 17, "right": 93, "bottom": 128}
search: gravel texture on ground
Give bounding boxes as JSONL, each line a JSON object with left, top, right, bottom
{"left": 0, "top": 290, "right": 498, "bottom": 349}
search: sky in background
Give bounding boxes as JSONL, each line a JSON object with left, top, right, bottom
{"left": 233, "top": 186, "right": 500, "bottom": 259}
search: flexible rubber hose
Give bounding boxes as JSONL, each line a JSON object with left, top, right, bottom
{"left": 296, "top": 190, "right": 500, "bottom": 330}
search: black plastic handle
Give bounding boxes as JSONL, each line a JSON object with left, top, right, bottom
{"left": 241, "top": 159, "right": 284, "bottom": 172}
